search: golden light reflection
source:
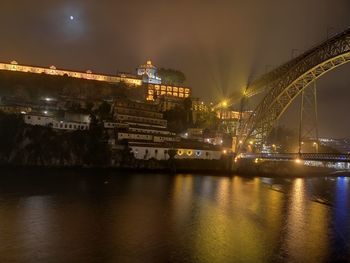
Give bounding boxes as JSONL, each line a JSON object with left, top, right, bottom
{"left": 192, "top": 176, "right": 271, "bottom": 262}
{"left": 172, "top": 175, "right": 194, "bottom": 225}
{"left": 305, "top": 203, "right": 330, "bottom": 261}
{"left": 285, "top": 179, "right": 307, "bottom": 261}
{"left": 216, "top": 177, "right": 231, "bottom": 208}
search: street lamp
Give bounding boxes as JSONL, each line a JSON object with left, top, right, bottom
{"left": 221, "top": 100, "right": 228, "bottom": 108}
{"left": 272, "top": 144, "right": 277, "bottom": 152}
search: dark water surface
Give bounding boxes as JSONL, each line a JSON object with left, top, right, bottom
{"left": 0, "top": 170, "right": 350, "bottom": 263}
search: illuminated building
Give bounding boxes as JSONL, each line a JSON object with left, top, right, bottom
{"left": 23, "top": 112, "right": 90, "bottom": 131}
{"left": 191, "top": 98, "right": 209, "bottom": 123}
{"left": 319, "top": 138, "right": 350, "bottom": 153}
{"left": 217, "top": 109, "right": 252, "bottom": 135}
{"left": 136, "top": 60, "right": 162, "bottom": 84}
{"left": 157, "top": 95, "right": 183, "bottom": 112}
{"left": 108, "top": 99, "right": 222, "bottom": 161}
{"left": 0, "top": 61, "right": 143, "bottom": 86}
{"left": 146, "top": 84, "right": 191, "bottom": 101}
{"left": 110, "top": 99, "right": 179, "bottom": 145}
{"left": 0, "top": 104, "right": 32, "bottom": 115}
{"left": 191, "top": 98, "right": 209, "bottom": 112}
{"left": 1, "top": 60, "right": 193, "bottom": 102}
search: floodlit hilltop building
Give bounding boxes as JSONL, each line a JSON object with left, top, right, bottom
{"left": 0, "top": 60, "right": 191, "bottom": 102}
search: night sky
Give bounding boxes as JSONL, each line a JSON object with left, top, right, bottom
{"left": 1, "top": 0, "right": 350, "bottom": 138}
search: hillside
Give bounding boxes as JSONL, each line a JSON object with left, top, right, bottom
{"left": 0, "top": 70, "right": 146, "bottom": 101}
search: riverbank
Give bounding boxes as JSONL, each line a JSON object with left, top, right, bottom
{"left": 0, "top": 160, "right": 348, "bottom": 178}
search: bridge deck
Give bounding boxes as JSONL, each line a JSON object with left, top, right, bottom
{"left": 240, "top": 153, "right": 350, "bottom": 163}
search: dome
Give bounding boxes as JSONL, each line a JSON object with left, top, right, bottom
{"left": 140, "top": 60, "right": 156, "bottom": 69}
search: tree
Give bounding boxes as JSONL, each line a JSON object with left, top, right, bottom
{"left": 95, "top": 101, "right": 111, "bottom": 120}
{"left": 157, "top": 68, "right": 186, "bottom": 86}
{"left": 183, "top": 97, "right": 193, "bottom": 124}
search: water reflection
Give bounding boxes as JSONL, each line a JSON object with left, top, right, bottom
{"left": 0, "top": 173, "right": 349, "bottom": 262}
{"left": 333, "top": 177, "right": 350, "bottom": 260}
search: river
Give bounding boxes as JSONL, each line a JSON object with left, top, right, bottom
{"left": 0, "top": 170, "right": 349, "bottom": 262}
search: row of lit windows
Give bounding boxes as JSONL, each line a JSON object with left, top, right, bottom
{"left": 132, "top": 148, "right": 168, "bottom": 155}
{"left": 116, "top": 107, "right": 163, "bottom": 119}
{"left": 117, "top": 114, "right": 167, "bottom": 126}
{"left": 116, "top": 102, "right": 158, "bottom": 112}
{"left": 119, "top": 133, "right": 153, "bottom": 140}
{"left": 152, "top": 85, "right": 190, "bottom": 94}
{"left": 148, "top": 90, "right": 189, "bottom": 97}
{"left": 53, "top": 122, "right": 88, "bottom": 130}
{"left": 0, "top": 63, "right": 142, "bottom": 86}
{"left": 147, "top": 93, "right": 189, "bottom": 101}
{"left": 129, "top": 127, "right": 170, "bottom": 136}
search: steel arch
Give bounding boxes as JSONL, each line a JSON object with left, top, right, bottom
{"left": 239, "top": 28, "right": 350, "bottom": 150}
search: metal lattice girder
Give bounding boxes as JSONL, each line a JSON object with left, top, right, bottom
{"left": 238, "top": 28, "right": 350, "bottom": 151}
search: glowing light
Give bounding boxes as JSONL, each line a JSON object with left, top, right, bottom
{"left": 43, "top": 111, "right": 48, "bottom": 115}
{"left": 249, "top": 140, "right": 254, "bottom": 145}
{"left": 221, "top": 100, "right": 228, "bottom": 108}
{"left": 254, "top": 158, "right": 259, "bottom": 164}
{"left": 177, "top": 150, "right": 183, "bottom": 156}
{"left": 222, "top": 150, "right": 227, "bottom": 154}
{"left": 239, "top": 140, "right": 243, "bottom": 144}
{"left": 295, "top": 158, "right": 302, "bottom": 164}
{"left": 70, "top": 15, "right": 75, "bottom": 21}
{"left": 243, "top": 88, "right": 248, "bottom": 97}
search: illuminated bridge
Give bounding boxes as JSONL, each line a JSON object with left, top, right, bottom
{"left": 239, "top": 153, "right": 350, "bottom": 163}
{"left": 223, "top": 27, "right": 350, "bottom": 153}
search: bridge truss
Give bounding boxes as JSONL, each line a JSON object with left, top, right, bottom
{"left": 238, "top": 28, "right": 350, "bottom": 151}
